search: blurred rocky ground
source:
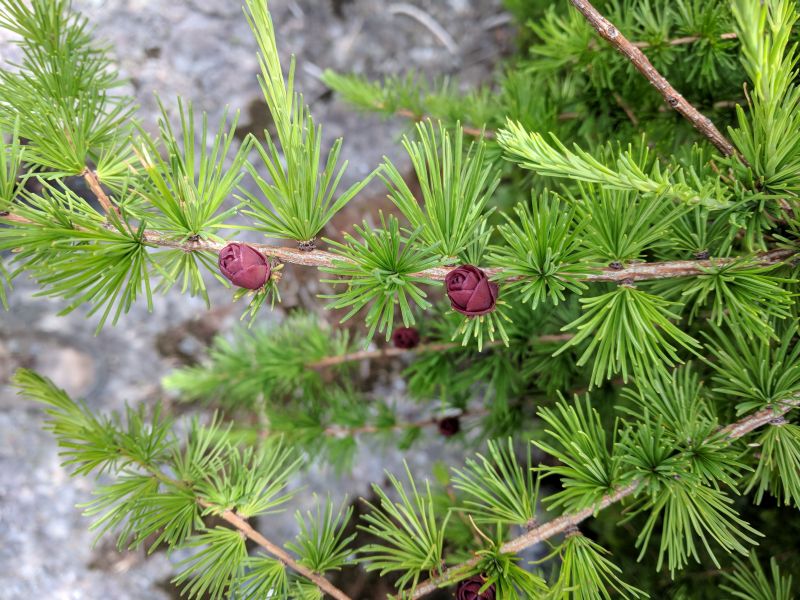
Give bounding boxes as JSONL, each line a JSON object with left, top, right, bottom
{"left": 0, "top": 1, "right": 511, "bottom": 598}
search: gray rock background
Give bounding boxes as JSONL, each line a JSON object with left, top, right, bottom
{"left": 0, "top": 1, "right": 511, "bottom": 598}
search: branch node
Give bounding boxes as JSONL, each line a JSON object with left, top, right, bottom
{"left": 564, "top": 524, "right": 581, "bottom": 538}
{"left": 298, "top": 238, "right": 317, "bottom": 251}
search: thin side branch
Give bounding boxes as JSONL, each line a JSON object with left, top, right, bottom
{"left": 589, "top": 32, "right": 738, "bottom": 50}
{"left": 404, "top": 395, "right": 800, "bottom": 599}
{"left": 570, "top": 0, "right": 738, "bottom": 156}
{"left": 324, "top": 417, "right": 439, "bottom": 437}
{"left": 323, "top": 407, "right": 487, "bottom": 437}
{"left": 204, "top": 503, "right": 353, "bottom": 600}
{"left": 82, "top": 167, "right": 117, "bottom": 216}
{"left": 309, "top": 341, "right": 463, "bottom": 369}
{"left": 307, "top": 334, "right": 574, "bottom": 369}
{"left": 125, "top": 454, "right": 353, "bottom": 599}
{"left": 394, "top": 108, "right": 493, "bottom": 139}
{"left": 613, "top": 92, "right": 639, "bottom": 127}
{"left": 633, "top": 32, "right": 737, "bottom": 49}
{"left": 399, "top": 482, "right": 640, "bottom": 598}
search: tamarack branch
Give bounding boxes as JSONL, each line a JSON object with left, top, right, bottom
{"left": 200, "top": 502, "right": 353, "bottom": 600}
{"left": 307, "top": 335, "right": 574, "bottom": 369}
{"left": 137, "top": 452, "right": 354, "bottom": 600}
{"left": 403, "top": 396, "right": 800, "bottom": 599}
{"left": 2, "top": 210, "right": 795, "bottom": 286}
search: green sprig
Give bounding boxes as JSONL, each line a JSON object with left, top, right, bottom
{"left": 489, "top": 192, "right": 588, "bottom": 307}
{"left": 322, "top": 213, "right": 441, "bottom": 341}
{"left": 382, "top": 120, "right": 499, "bottom": 261}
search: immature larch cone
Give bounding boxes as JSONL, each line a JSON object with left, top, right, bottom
{"left": 218, "top": 243, "right": 270, "bottom": 289}
{"left": 392, "top": 326, "right": 420, "bottom": 349}
{"left": 437, "top": 416, "right": 460, "bottom": 437}
{"left": 456, "top": 575, "right": 496, "bottom": 600}
{"left": 445, "top": 265, "right": 498, "bottom": 316}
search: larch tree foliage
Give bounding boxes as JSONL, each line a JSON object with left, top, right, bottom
{"left": 2, "top": 0, "right": 800, "bottom": 598}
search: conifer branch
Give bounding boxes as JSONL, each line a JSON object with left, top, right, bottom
{"left": 199, "top": 501, "right": 353, "bottom": 600}
{"left": 308, "top": 341, "right": 464, "bottom": 369}
{"left": 2, "top": 210, "right": 795, "bottom": 284}
{"left": 393, "top": 108, "right": 493, "bottom": 139}
{"left": 613, "top": 92, "right": 639, "bottom": 127}
{"left": 633, "top": 32, "right": 738, "bottom": 49}
{"left": 141, "top": 229, "right": 346, "bottom": 270}
{"left": 322, "top": 407, "right": 487, "bottom": 437}
{"left": 324, "top": 417, "right": 439, "bottom": 437}
{"left": 390, "top": 107, "right": 605, "bottom": 138}
{"left": 718, "top": 398, "right": 800, "bottom": 440}
{"left": 113, "top": 235, "right": 800, "bottom": 283}
{"left": 104, "top": 423, "right": 354, "bottom": 600}
{"left": 569, "top": 0, "right": 738, "bottom": 157}
{"left": 404, "top": 395, "right": 800, "bottom": 599}
{"left": 117, "top": 438, "right": 353, "bottom": 599}
{"left": 307, "top": 334, "right": 574, "bottom": 369}
{"left": 581, "top": 249, "right": 796, "bottom": 282}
